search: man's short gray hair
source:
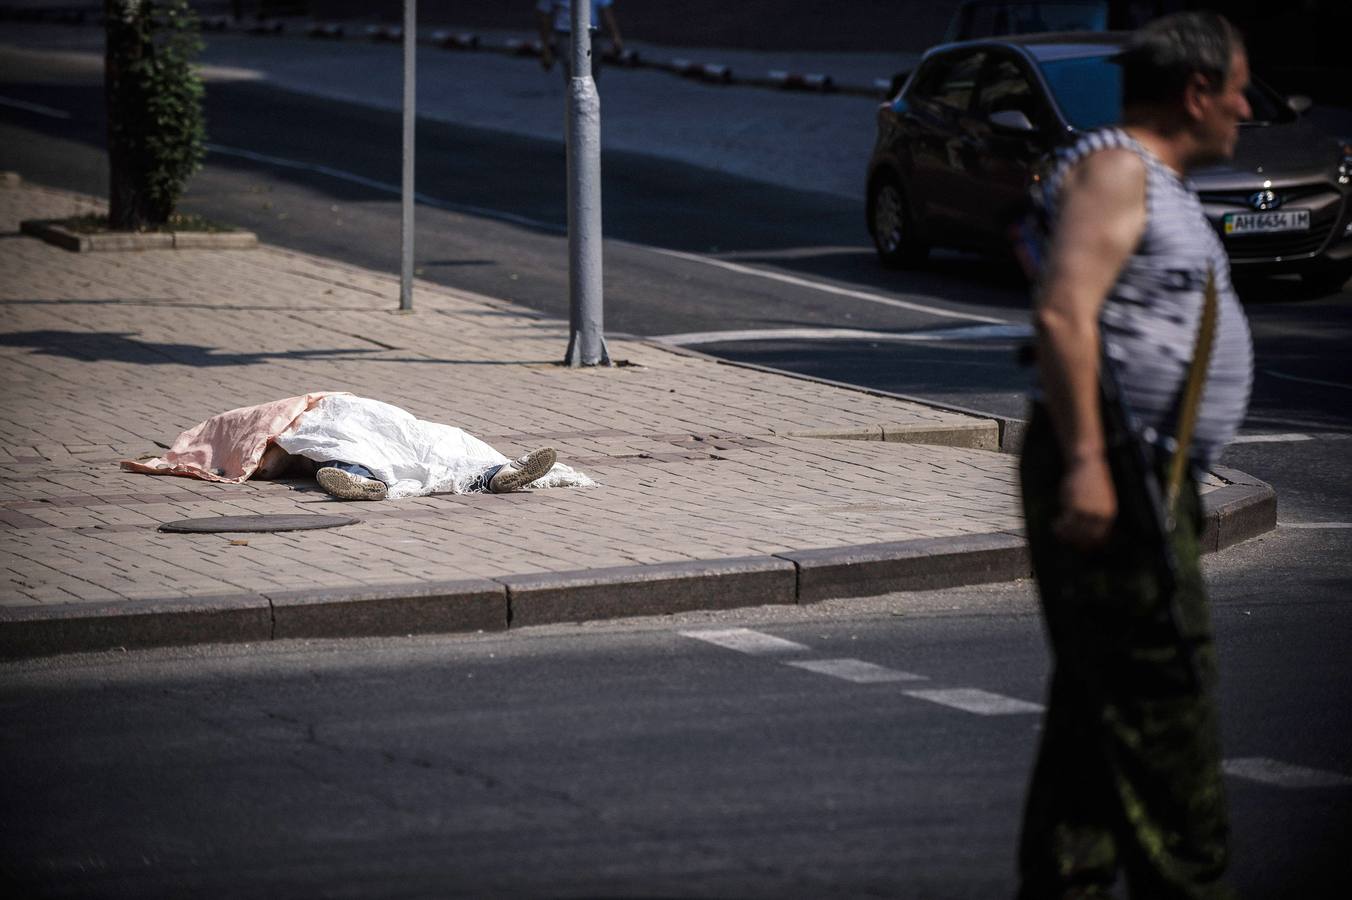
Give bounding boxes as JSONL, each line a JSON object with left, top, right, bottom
{"left": 1117, "top": 11, "right": 1244, "bottom": 109}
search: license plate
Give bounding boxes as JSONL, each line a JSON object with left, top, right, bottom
{"left": 1224, "top": 209, "right": 1310, "bottom": 235}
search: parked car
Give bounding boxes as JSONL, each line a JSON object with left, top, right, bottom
{"left": 866, "top": 33, "right": 1352, "bottom": 292}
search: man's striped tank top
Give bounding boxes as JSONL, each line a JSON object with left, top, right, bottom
{"left": 1039, "top": 127, "right": 1253, "bottom": 467}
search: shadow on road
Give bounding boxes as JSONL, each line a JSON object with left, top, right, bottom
{"left": 2, "top": 77, "right": 1034, "bottom": 318}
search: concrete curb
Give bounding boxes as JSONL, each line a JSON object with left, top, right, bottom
{"left": 501, "top": 556, "right": 798, "bottom": 627}
{"left": 1202, "top": 465, "right": 1278, "bottom": 552}
{"left": 270, "top": 578, "right": 507, "bottom": 639}
{"left": 0, "top": 471, "right": 1274, "bottom": 660}
{"left": 784, "top": 533, "right": 1030, "bottom": 603}
{"left": 0, "top": 593, "right": 273, "bottom": 659}
{"left": 19, "top": 219, "right": 259, "bottom": 252}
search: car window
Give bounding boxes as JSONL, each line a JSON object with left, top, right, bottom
{"left": 975, "top": 57, "right": 1042, "bottom": 124}
{"left": 1039, "top": 53, "right": 1297, "bottom": 131}
{"left": 911, "top": 51, "right": 988, "bottom": 113}
{"left": 1039, "top": 55, "right": 1122, "bottom": 130}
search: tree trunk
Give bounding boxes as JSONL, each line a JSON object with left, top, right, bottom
{"left": 106, "top": 0, "right": 152, "bottom": 230}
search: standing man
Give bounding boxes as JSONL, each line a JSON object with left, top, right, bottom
{"left": 537, "top": 0, "right": 624, "bottom": 81}
{"left": 1018, "top": 12, "right": 1253, "bottom": 899}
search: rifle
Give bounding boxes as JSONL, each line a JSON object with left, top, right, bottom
{"left": 1096, "top": 269, "right": 1218, "bottom": 691}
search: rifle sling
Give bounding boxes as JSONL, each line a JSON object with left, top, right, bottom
{"left": 1165, "top": 268, "right": 1218, "bottom": 518}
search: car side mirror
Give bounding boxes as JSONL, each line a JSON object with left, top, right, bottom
{"left": 888, "top": 69, "right": 912, "bottom": 99}
{"left": 989, "top": 109, "right": 1036, "bottom": 132}
{"left": 1287, "top": 94, "right": 1313, "bottom": 115}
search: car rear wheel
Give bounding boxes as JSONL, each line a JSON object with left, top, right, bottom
{"left": 869, "top": 175, "right": 928, "bottom": 268}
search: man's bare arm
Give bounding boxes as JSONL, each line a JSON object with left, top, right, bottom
{"left": 1035, "top": 148, "right": 1147, "bottom": 548}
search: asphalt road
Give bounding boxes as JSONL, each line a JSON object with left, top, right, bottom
{"left": 2, "top": 528, "right": 1349, "bottom": 898}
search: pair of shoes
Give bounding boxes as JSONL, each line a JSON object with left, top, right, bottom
{"left": 317, "top": 465, "right": 388, "bottom": 501}
{"left": 488, "top": 447, "right": 556, "bottom": 493}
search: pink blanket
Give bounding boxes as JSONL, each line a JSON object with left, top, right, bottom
{"left": 121, "top": 393, "right": 342, "bottom": 483}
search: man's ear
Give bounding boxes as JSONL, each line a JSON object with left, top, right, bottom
{"left": 1181, "top": 72, "right": 1214, "bottom": 123}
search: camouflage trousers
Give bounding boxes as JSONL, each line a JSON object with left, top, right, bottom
{"left": 1017, "top": 407, "right": 1233, "bottom": 900}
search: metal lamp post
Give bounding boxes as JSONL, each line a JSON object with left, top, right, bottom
{"left": 563, "top": 0, "right": 610, "bottom": 366}
{"left": 400, "top": 0, "right": 416, "bottom": 311}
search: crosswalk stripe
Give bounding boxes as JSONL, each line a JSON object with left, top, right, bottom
{"left": 903, "top": 687, "right": 1043, "bottom": 715}
{"left": 1279, "top": 522, "right": 1352, "bottom": 529}
{"left": 1230, "top": 432, "right": 1313, "bottom": 444}
{"left": 784, "top": 658, "right": 928, "bottom": 683}
{"left": 679, "top": 628, "right": 810, "bottom": 655}
{"left": 1223, "top": 757, "right": 1352, "bottom": 788}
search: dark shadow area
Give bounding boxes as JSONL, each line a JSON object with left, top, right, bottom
{"left": 730, "top": 246, "right": 1036, "bottom": 312}
{"left": 699, "top": 338, "right": 1036, "bottom": 420}
{"left": 1220, "top": 276, "right": 1352, "bottom": 433}
{"left": 3, "top": 298, "right": 387, "bottom": 313}
{"left": 0, "top": 330, "right": 380, "bottom": 366}
{"left": 6, "top": 74, "right": 1340, "bottom": 332}
{"left": 309, "top": 0, "right": 954, "bottom": 54}
{"left": 0, "top": 327, "right": 563, "bottom": 366}
{"left": 0, "top": 77, "right": 1032, "bottom": 315}
{"left": 1235, "top": 274, "right": 1352, "bottom": 305}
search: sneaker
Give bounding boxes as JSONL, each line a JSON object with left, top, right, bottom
{"left": 488, "top": 447, "right": 556, "bottom": 493}
{"left": 317, "top": 465, "right": 388, "bottom": 501}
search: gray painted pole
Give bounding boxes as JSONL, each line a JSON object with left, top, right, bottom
{"left": 564, "top": 0, "right": 610, "bottom": 366}
{"left": 399, "top": 0, "right": 416, "bottom": 311}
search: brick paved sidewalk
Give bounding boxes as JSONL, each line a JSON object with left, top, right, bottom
{"left": 0, "top": 180, "right": 1272, "bottom": 656}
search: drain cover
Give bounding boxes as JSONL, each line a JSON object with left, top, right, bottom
{"left": 159, "top": 514, "right": 359, "bottom": 534}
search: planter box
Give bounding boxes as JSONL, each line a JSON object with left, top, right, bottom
{"left": 20, "top": 219, "right": 257, "bottom": 252}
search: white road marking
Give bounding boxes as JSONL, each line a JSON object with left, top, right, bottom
{"left": 205, "top": 143, "right": 1008, "bottom": 329}
{"left": 1230, "top": 432, "right": 1313, "bottom": 444}
{"left": 0, "top": 95, "right": 71, "bottom": 119}
{"left": 784, "top": 658, "right": 928, "bottom": 683}
{"left": 1262, "top": 369, "right": 1352, "bottom": 391}
{"left": 652, "top": 323, "right": 1032, "bottom": 347}
{"left": 1223, "top": 757, "right": 1352, "bottom": 788}
{"left": 680, "top": 628, "right": 810, "bottom": 655}
{"left": 903, "top": 687, "right": 1043, "bottom": 716}
{"left": 1278, "top": 521, "right": 1352, "bottom": 530}
{"left": 642, "top": 246, "right": 1010, "bottom": 325}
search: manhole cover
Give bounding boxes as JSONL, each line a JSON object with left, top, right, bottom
{"left": 159, "top": 514, "right": 359, "bottom": 534}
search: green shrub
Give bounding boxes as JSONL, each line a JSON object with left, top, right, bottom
{"left": 105, "top": 0, "right": 206, "bottom": 229}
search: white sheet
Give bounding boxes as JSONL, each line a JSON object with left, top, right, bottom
{"left": 274, "top": 395, "right": 594, "bottom": 500}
